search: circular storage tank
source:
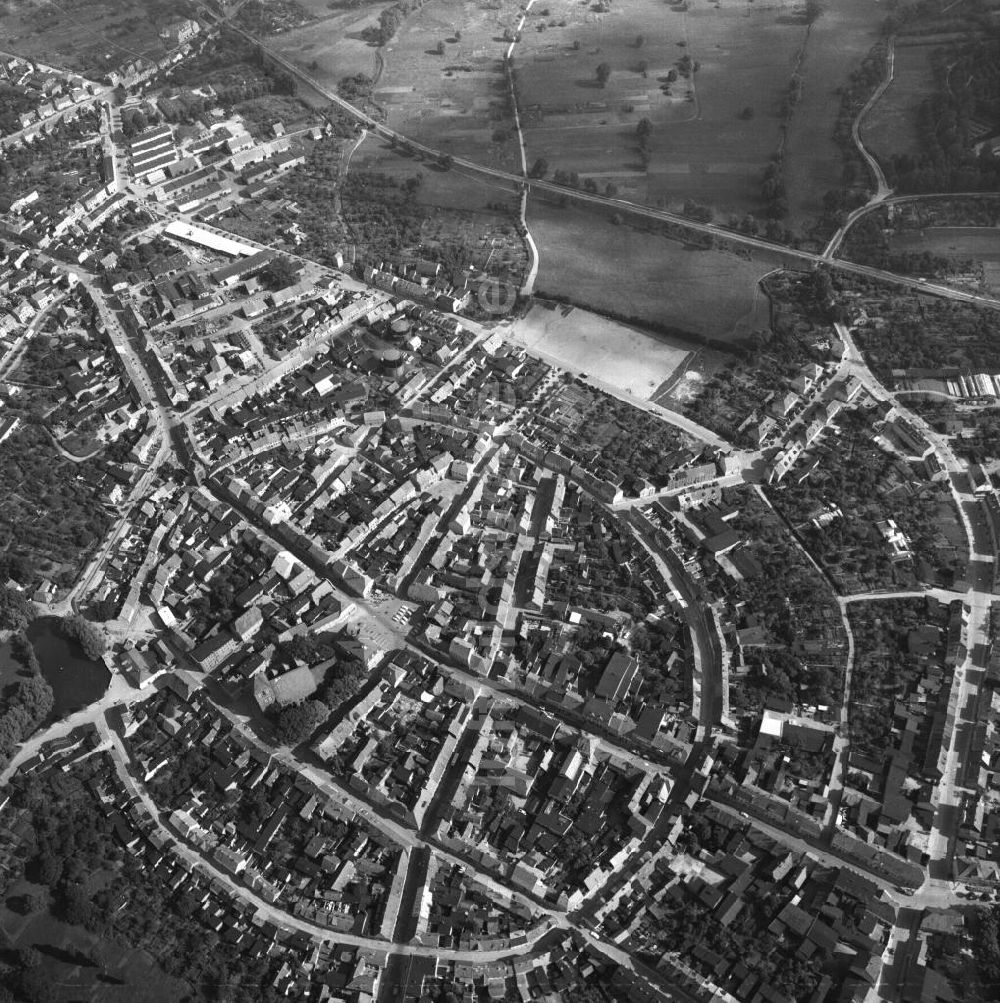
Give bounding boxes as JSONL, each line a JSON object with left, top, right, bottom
{"left": 380, "top": 348, "right": 405, "bottom": 377}
{"left": 389, "top": 316, "right": 413, "bottom": 338}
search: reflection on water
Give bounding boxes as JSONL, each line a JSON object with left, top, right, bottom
{"left": 27, "top": 616, "right": 111, "bottom": 718}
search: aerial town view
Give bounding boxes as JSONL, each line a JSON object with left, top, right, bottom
{"left": 2, "top": 0, "right": 1000, "bottom": 1000}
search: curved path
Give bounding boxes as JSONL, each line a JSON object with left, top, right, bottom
{"left": 823, "top": 37, "right": 895, "bottom": 259}
{"left": 826, "top": 190, "right": 1000, "bottom": 261}
{"left": 822, "top": 36, "right": 894, "bottom": 258}
{"left": 854, "top": 36, "right": 896, "bottom": 201}
{"left": 504, "top": 0, "right": 539, "bottom": 296}
{"left": 99, "top": 716, "right": 558, "bottom": 962}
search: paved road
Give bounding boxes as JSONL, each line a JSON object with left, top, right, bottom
{"left": 99, "top": 705, "right": 562, "bottom": 962}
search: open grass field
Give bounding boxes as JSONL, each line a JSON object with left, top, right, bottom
{"left": 0, "top": 0, "right": 182, "bottom": 77}
{"left": 509, "top": 301, "right": 694, "bottom": 400}
{"left": 265, "top": 1, "right": 386, "bottom": 93}
{"left": 782, "top": 0, "right": 885, "bottom": 230}
{"left": 888, "top": 227, "right": 1000, "bottom": 262}
{"left": 860, "top": 40, "right": 937, "bottom": 166}
{"left": 515, "top": 0, "right": 808, "bottom": 217}
{"left": 526, "top": 196, "right": 791, "bottom": 341}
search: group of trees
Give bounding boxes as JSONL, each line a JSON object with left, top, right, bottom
{"left": 971, "top": 906, "right": 1000, "bottom": 995}
{"left": 778, "top": 409, "right": 965, "bottom": 592}
{"left": 851, "top": 284, "right": 1000, "bottom": 375}
{"left": 546, "top": 168, "right": 603, "bottom": 194}
{"left": 362, "top": 0, "right": 427, "bottom": 47}
{"left": 162, "top": 27, "right": 295, "bottom": 106}
{"left": 260, "top": 255, "right": 301, "bottom": 291}
{"left": 7, "top": 762, "right": 287, "bottom": 1002}
{"left": 0, "top": 674, "right": 53, "bottom": 766}
{"left": 0, "top": 588, "right": 52, "bottom": 767}
{"left": 884, "top": 34, "right": 1000, "bottom": 194}
{"left": 846, "top": 598, "right": 932, "bottom": 757}
{"left": 61, "top": 615, "right": 107, "bottom": 661}
{"left": 120, "top": 105, "right": 155, "bottom": 138}
{"left": 338, "top": 72, "right": 374, "bottom": 102}
{"left": 761, "top": 157, "right": 788, "bottom": 220}
{"left": 0, "top": 82, "right": 37, "bottom": 136}
{"left": 341, "top": 169, "right": 431, "bottom": 264}
{"left": 702, "top": 493, "right": 845, "bottom": 713}
{"left": 0, "top": 112, "right": 103, "bottom": 215}
{"left": 840, "top": 213, "right": 958, "bottom": 277}
{"left": 613, "top": 855, "right": 824, "bottom": 1001}
{"left": 0, "top": 585, "right": 33, "bottom": 633}
{"left": 635, "top": 116, "right": 653, "bottom": 168}
{"left": 268, "top": 634, "right": 369, "bottom": 746}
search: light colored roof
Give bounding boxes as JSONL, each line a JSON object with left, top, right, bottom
{"left": 163, "top": 220, "right": 259, "bottom": 258}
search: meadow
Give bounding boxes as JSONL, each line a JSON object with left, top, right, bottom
{"left": 265, "top": 1, "right": 386, "bottom": 91}
{"left": 782, "top": 0, "right": 886, "bottom": 231}
{"left": 888, "top": 227, "right": 1000, "bottom": 263}
{"left": 514, "top": 0, "right": 808, "bottom": 217}
{"left": 860, "top": 40, "right": 937, "bottom": 166}
{"left": 526, "top": 196, "right": 788, "bottom": 342}
{"left": 271, "top": 0, "right": 523, "bottom": 167}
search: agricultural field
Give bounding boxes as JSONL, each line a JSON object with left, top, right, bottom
{"left": 526, "top": 196, "right": 787, "bottom": 342}
{"left": 782, "top": 0, "right": 885, "bottom": 233}
{"left": 515, "top": 0, "right": 809, "bottom": 217}
{"left": 264, "top": 0, "right": 387, "bottom": 95}
{"left": 508, "top": 301, "right": 695, "bottom": 401}
{"left": 369, "top": 0, "right": 523, "bottom": 168}
{"left": 860, "top": 39, "right": 937, "bottom": 166}
{"left": 886, "top": 227, "right": 1000, "bottom": 261}
{"left": 0, "top": 0, "right": 195, "bottom": 77}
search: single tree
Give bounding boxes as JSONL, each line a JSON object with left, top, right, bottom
{"left": 595, "top": 62, "right": 611, "bottom": 87}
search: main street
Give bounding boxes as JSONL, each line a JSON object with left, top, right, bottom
{"left": 96, "top": 711, "right": 559, "bottom": 963}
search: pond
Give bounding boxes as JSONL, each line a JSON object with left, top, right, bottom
{"left": 27, "top": 616, "right": 111, "bottom": 718}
